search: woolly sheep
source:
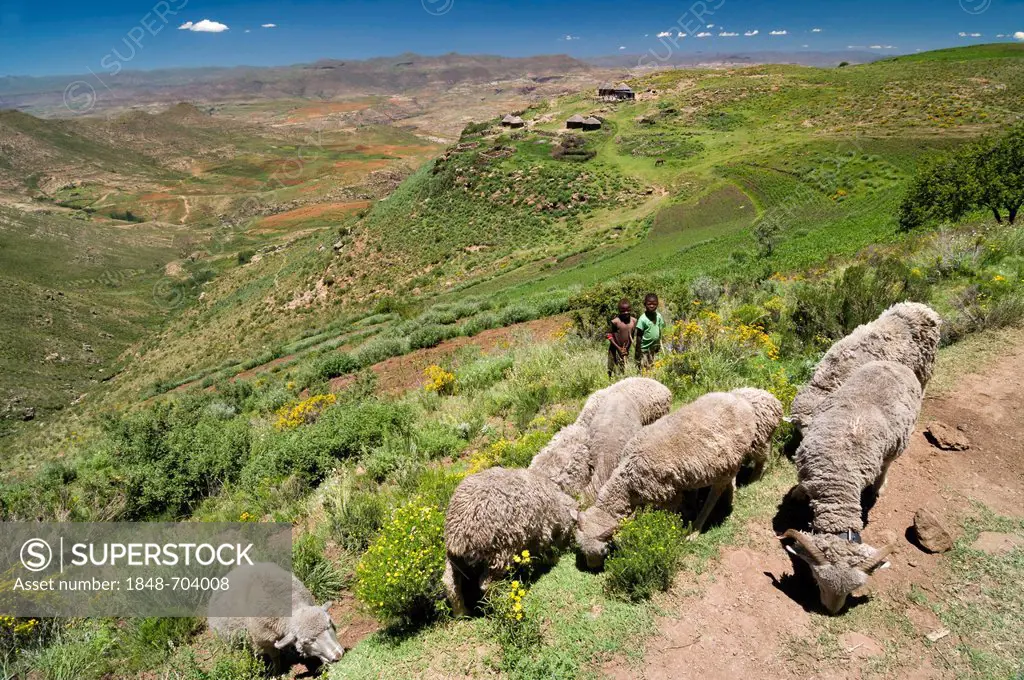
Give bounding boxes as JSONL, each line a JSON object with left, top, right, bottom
{"left": 208, "top": 563, "right": 344, "bottom": 670}
{"left": 577, "top": 388, "right": 783, "bottom": 569}
{"left": 789, "top": 302, "right": 940, "bottom": 430}
{"left": 443, "top": 466, "right": 578, "bottom": 616}
{"left": 529, "top": 377, "right": 672, "bottom": 497}
{"left": 783, "top": 360, "right": 922, "bottom": 614}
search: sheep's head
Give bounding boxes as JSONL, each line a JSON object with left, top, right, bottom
{"left": 275, "top": 602, "right": 344, "bottom": 664}
{"left": 782, "top": 530, "right": 893, "bottom": 615}
{"left": 576, "top": 507, "right": 618, "bottom": 570}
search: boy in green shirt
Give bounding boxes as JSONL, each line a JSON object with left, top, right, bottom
{"left": 634, "top": 293, "right": 665, "bottom": 371}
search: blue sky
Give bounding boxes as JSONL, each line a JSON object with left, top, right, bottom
{"left": 1, "top": 0, "right": 1023, "bottom": 76}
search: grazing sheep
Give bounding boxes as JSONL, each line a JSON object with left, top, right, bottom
{"left": 790, "top": 302, "right": 940, "bottom": 430}
{"left": 783, "top": 360, "right": 921, "bottom": 614}
{"left": 529, "top": 377, "right": 672, "bottom": 497}
{"left": 577, "top": 388, "right": 783, "bottom": 568}
{"left": 208, "top": 563, "right": 344, "bottom": 671}
{"left": 443, "top": 467, "right": 578, "bottom": 616}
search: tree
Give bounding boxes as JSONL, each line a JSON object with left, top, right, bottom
{"left": 899, "top": 124, "right": 1024, "bottom": 230}
{"left": 753, "top": 212, "right": 782, "bottom": 257}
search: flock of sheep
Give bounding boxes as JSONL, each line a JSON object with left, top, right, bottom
{"left": 207, "top": 301, "right": 943, "bottom": 668}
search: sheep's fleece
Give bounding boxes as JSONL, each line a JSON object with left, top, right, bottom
{"left": 208, "top": 562, "right": 343, "bottom": 666}
{"left": 794, "top": 360, "right": 923, "bottom": 534}
{"left": 790, "top": 302, "right": 940, "bottom": 429}
{"left": 443, "top": 467, "right": 578, "bottom": 615}
{"left": 577, "top": 388, "right": 782, "bottom": 566}
{"left": 529, "top": 377, "right": 672, "bottom": 496}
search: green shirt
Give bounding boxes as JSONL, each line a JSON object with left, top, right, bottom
{"left": 636, "top": 312, "right": 665, "bottom": 351}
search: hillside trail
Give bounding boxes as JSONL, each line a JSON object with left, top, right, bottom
{"left": 605, "top": 329, "right": 1024, "bottom": 680}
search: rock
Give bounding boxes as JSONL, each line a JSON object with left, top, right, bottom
{"left": 924, "top": 420, "right": 970, "bottom": 451}
{"left": 914, "top": 508, "right": 954, "bottom": 553}
{"left": 925, "top": 628, "right": 950, "bottom": 643}
{"left": 971, "top": 532, "right": 1024, "bottom": 556}
{"left": 20, "top": 407, "right": 35, "bottom": 421}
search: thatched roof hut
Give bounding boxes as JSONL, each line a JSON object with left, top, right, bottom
{"left": 582, "top": 116, "right": 602, "bottom": 131}
{"left": 566, "top": 114, "right": 586, "bottom": 129}
{"left": 507, "top": 116, "right": 525, "bottom": 129}
{"left": 501, "top": 114, "right": 516, "bottom": 127}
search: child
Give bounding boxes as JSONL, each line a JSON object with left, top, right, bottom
{"left": 606, "top": 298, "right": 636, "bottom": 377}
{"left": 634, "top": 293, "right": 665, "bottom": 371}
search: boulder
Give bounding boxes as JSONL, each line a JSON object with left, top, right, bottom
{"left": 913, "top": 508, "right": 954, "bottom": 553}
{"left": 924, "top": 421, "right": 970, "bottom": 451}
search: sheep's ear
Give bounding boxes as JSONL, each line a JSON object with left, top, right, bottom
{"left": 321, "top": 601, "right": 334, "bottom": 612}
{"left": 274, "top": 632, "right": 297, "bottom": 650}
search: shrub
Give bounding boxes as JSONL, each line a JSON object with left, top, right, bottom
{"left": 236, "top": 250, "right": 255, "bottom": 265}
{"left": 462, "top": 312, "right": 500, "bottom": 336}
{"left": 605, "top": 509, "right": 686, "bottom": 600}
{"left": 327, "top": 487, "right": 388, "bottom": 552}
{"left": 354, "top": 498, "right": 447, "bottom": 624}
{"left": 414, "top": 421, "right": 466, "bottom": 460}
{"left": 498, "top": 304, "right": 538, "bottom": 327}
{"left": 469, "top": 430, "right": 554, "bottom": 472}
{"left": 456, "top": 354, "right": 514, "bottom": 393}
{"left": 311, "top": 353, "right": 360, "bottom": 380}
{"left": 292, "top": 533, "right": 344, "bottom": 602}
{"left": 408, "top": 324, "right": 452, "bottom": 350}
{"left": 423, "top": 365, "right": 457, "bottom": 395}
{"left": 353, "top": 336, "right": 409, "bottom": 367}
{"left": 274, "top": 394, "right": 337, "bottom": 430}
{"left": 568, "top": 274, "right": 660, "bottom": 338}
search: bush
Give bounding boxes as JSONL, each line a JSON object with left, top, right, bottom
{"left": 327, "top": 487, "right": 388, "bottom": 552}
{"left": 605, "top": 509, "right": 686, "bottom": 600}
{"left": 568, "top": 274, "right": 660, "bottom": 339}
{"left": 457, "top": 354, "right": 514, "bottom": 393}
{"left": 408, "top": 324, "right": 452, "bottom": 350}
{"left": 311, "top": 352, "right": 360, "bottom": 380}
{"left": 462, "top": 312, "right": 500, "bottom": 336}
{"left": 353, "top": 336, "right": 410, "bottom": 367}
{"left": 498, "top": 304, "right": 538, "bottom": 327}
{"left": 292, "top": 533, "right": 344, "bottom": 602}
{"left": 414, "top": 421, "right": 466, "bottom": 460}
{"left": 236, "top": 250, "right": 255, "bottom": 265}
{"left": 354, "top": 498, "right": 447, "bottom": 624}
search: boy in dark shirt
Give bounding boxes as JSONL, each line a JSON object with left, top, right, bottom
{"left": 606, "top": 298, "right": 636, "bottom": 377}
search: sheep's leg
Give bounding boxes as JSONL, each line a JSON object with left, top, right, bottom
{"left": 443, "top": 559, "right": 470, "bottom": 618}
{"left": 688, "top": 478, "right": 732, "bottom": 538}
{"left": 872, "top": 460, "right": 893, "bottom": 498}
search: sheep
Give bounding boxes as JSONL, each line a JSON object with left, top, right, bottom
{"left": 443, "top": 466, "right": 578, "bottom": 616}
{"left": 529, "top": 377, "right": 672, "bottom": 497}
{"left": 782, "top": 360, "right": 922, "bottom": 614}
{"left": 576, "top": 388, "right": 783, "bottom": 569}
{"left": 789, "top": 302, "right": 940, "bottom": 430}
{"left": 208, "top": 562, "right": 344, "bottom": 671}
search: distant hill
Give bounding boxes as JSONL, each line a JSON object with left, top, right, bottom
{"left": 587, "top": 50, "right": 888, "bottom": 68}
{"left": 0, "top": 53, "right": 593, "bottom": 115}
{"left": 884, "top": 43, "right": 1024, "bottom": 62}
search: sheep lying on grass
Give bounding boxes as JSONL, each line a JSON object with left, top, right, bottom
{"left": 443, "top": 467, "right": 578, "bottom": 616}
{"left": 208, "top": 563, "right": 344, "bottom": 671}
{"left": 577, "top": 388, "right": 783, "bottom": 569}
{"left": 783, "top": 360, "right": 921, "bottom": 614}
{"left": 529, "top": 377, "right": 672, "bottom": 497}
{"left": 790, "top": 302, "right": 940, "bottom": 430}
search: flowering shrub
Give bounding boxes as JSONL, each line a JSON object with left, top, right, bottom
{"left": 468, "top": 430, "right": 554, "bottom": 473}
{"left": 274, "top": 394, "right": 337, "bottom": 430}
{"left": 665, "top": 309, "right": 779, "bottom": 360}
{"left": 485, "top": 550, "right": 541, "bottom": 653}
{"left": 423, "top": 364, "right": 457, "bottom": 395}
{"left": 354, "top": 497, "right": 446, "bottom": 623}
{"left": 605, "top": 509, "right": 686, "bottom": 600}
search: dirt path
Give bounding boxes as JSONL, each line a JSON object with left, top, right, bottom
{"left": 606, "top": 330, "right": 1024, "bottom": 680}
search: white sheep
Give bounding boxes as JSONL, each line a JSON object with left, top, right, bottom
{"left": 529, "top": 376, "right": 672, "bottom": 497}
{"left": 783, "top": 360, "right": 921, "bottom": 614}
{"left": 443, "top": 467, "right": 578, "bottom": 616}
{"left": 577, "top": 388, "right": 783, "bottom": 568}
{"left": 208, "top": 562, "right": 344, "bottom": 671}
{"left": 790, "top": 302, "right": 940, "bottom": 430}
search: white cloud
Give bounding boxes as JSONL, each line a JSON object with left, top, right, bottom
{"left": 707, "top": 23, "right": 715, "bottom": 28}
{"left": 769, "top": 30, "right": 788, "bottom": 36}
{"left": 811, "top": 28, "right": 822, "bottom": 33}
{"left": 744, "top": 30, "right": 759, "bottom": 36}
{"left": 802, "top": 44, "right": 809, "bottom": 47}
{"left": 696, "top": 32, "right": 712, "bottom": 38}
{"left": 997, "top": 34, "right": 1006, "bottom": 38}
{"left": 1014, "top": 31, "right": 1024, "bottom": 40}
{"left": 959, "top": 31, "right": 982, "bottom": 37}
{"left": 619, "top": 45, "right": 626, "bottom": 50}
{"left": 719, "top": 31, "right": 738, "bottom": 37}
{"left": 657, "top": 31, "right": 673, "bottom": 38}
{"left": 179, "top": 19, "right": 229, "bottom": 32}
{"left": 261, "top": 23, "right": 276, "bottom": 28}
{"left": 561, "top": 34, "right": 580, "bottom": 40}
{"left": 869, "top": 45, "right": 897, "bottom": 49}
{"left": 847, "top": 45, "right": 866, "bottom": 49}
{"left": 244, "top": 29, "right": 250, "bottom": 33}
{"left": 677, "top": 31, "right": 687, "bottom": 38}
{"left": 870, "top": 45, "right": 883, "bottom": 49}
